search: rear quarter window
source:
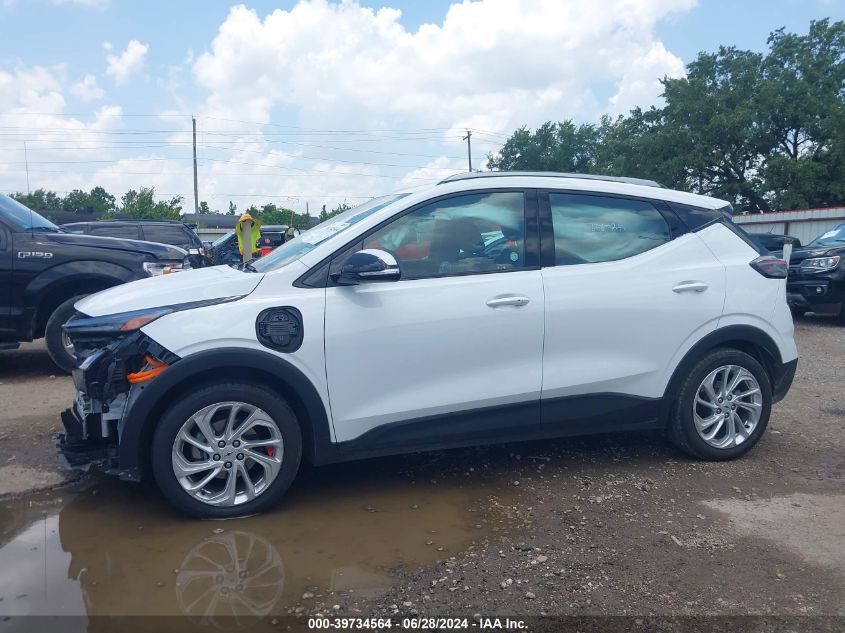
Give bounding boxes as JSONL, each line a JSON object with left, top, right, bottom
{"left": 142, "top": 225, "right": 195, "bottom": 247}
{"left": 89, "top": 224, "right": 141, "bottom": 239}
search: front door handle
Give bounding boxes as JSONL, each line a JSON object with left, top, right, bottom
{"left": 486, "top": 295, "right": 530, "bottom": 308}
{"left": 673, "top": 281, "right": 709, "bottom": 293}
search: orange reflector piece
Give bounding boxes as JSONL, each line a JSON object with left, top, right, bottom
{"left": 120, "top": 313, "right": 165, "bottom": 331}
{"left": 127, "top": 356, "right": 169, "bottom": 383}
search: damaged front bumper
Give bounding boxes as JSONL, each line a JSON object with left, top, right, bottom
{"left": 58, "top": 330, "right": 179, "bottom": 480}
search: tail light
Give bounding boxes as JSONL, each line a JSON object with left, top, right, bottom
{"left": 750, "top": 255, "right": 787, "bottom": 279}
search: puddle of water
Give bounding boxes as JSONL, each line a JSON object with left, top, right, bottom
{"left": 0, "top": 459, "right": 511, "bottom": 620}
{"left": 702, "top": 492, "right": 845, "bottom": 577}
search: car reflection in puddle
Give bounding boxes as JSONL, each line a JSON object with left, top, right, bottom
{"left": 0, "top": 458, "right": 508, "bottom": 624}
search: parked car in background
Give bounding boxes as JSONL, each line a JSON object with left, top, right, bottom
{"left": 60, "top": 172, "right": 797, "bottom": 518}
{"left": 749, "top": 233, "right": 801, "bottom": 255}
{"left": 206, "top": 224, "right": 288, "bottom": 265}
{"left": 786, "top": 223, "right": 845, "bottom": 320}
{"left": 0, "top": 194, "right": 190, "bottom": 372}
{"left": 61, "top": 220, "right": 207, "bottom": 268}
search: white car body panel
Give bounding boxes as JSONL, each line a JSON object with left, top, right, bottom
{"left": 541, "top": 231, "right": 726, "bottom": 400}
{"left": 75, "top": 265, "right": 263, "bottom": 316}
{"left": 324, "top": 270, "right": 545, "bottom": 442}
{"left": 694, "top": 223, "right": 798, "bottom": 363}
{"left": 139, "top": 261, "right": 336, "bottom": 441}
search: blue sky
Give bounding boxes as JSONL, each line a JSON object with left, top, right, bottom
{"left": 1, "top": 0, "right": 843, "bottom": 212}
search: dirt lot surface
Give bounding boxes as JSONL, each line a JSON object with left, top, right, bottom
{"left": 1, "top": 319, "right": 843, "bottom": 628}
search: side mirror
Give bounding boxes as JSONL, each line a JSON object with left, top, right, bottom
{"left": 202, "top": 241, "right": 213, "bottom": 250}
{"left": 331, "top": 249, "right": 401, "bottom": 285}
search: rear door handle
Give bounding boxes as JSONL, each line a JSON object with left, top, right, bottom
{"left": 673, "top": 281, "right": 709, "bottom": 293}
{"left": 486, "top": 295, "right": 530, "bottom": 308}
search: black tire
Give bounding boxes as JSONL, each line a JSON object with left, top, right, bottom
{"left": 45, "top": 295, "right": 85, "bottom": 373}
{"left": 668, "top": 348, "right": 772, "bottom": 461}
{"left": 151, "top": 381, "right": 302, "bottom": 519}
{"left": 790, "top": 307, "right": 806, "bottom": 319}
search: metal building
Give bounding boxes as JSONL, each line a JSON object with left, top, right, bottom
{"left": 733, "top": 207, "right": 845, "bottom": 245}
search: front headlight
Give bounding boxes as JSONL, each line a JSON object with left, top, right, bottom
{"left": 143, "top": 261, "right": 187, "bottom": 276}
{"left": 64, "top": 296, "right": 245, "bottom": 338}
{"left": 800, "top": 256, "right": 840, "bottom": 272}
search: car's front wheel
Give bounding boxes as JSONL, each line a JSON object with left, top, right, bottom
{"left": 151, "top": 382, "right": 302, "bottom": 518}
{"left": 668, "top": 348, "right": 772, "bottom": 460}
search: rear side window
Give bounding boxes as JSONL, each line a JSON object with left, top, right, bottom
{"left": 548, "top": 193, "right": 671, "bottom": 265}
{"left": 142, "top": 225, "right": 192, "bottom": 246}
{"left": 89, "top": 224, "right": 141, "bottom": 239}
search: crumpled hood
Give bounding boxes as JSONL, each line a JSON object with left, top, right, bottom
{"left": 75, "top": 265, "right": 263, "bottom": 317}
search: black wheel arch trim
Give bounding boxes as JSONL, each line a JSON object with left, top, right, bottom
{"left": 117, "top": 347, "right": 332, "bottom": 481}
{"left": 661, "top": 324, "right": 788, "bottom": 421}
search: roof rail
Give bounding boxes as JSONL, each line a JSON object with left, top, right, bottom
{"left": 438, "top": 171, "right": 662, "bottom": 188}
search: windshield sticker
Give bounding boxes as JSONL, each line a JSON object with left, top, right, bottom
{"left": 300, "top": 223, "right": 350, "bottom": 245}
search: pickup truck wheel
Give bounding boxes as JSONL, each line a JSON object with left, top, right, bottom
{"left": 45, "top": 295, "right": 84, "bottom": 373}
{"left": 152, "top": 382, "right": 302, "bottom": 519}
{"left": 668, "top": 348, "right": 772, "bottom": 461}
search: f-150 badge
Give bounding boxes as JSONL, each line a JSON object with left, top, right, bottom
{"left": 17, "top": 251, "right": 53, "bottom": 258}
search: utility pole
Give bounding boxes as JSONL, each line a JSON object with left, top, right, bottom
{"left": 192, "top": 116, "right": 199, "bottom": 214}
{"left": 23, "top": 141, "right": 31, "bottom": 194}
{"left": 462, "top": 129, "right": 472, "bottom": 172}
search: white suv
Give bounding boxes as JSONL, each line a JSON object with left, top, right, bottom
{"left": 61, "top": 172, "right": 798, "bottom": 518}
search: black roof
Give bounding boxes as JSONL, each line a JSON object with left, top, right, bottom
{"left": 438, "top": 171, "right": 662, "bottom": 188}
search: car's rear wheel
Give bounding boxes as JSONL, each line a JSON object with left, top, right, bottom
{"left": 151, "top": 382, "right": 302, "bottom": 518}
{"left": 668, "top": 348, "right": 772, "bottom": 460}
{"left": 45, "top": 295, "right": 85, "bottom": 373}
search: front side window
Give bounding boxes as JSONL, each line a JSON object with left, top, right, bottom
{"left": 548, "top": 193, "right": 670, "bottom": 265}
{"left": 362, "top": 191, "right": 526, "bottom": 279}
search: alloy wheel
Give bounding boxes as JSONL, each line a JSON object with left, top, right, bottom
{"left": 172, "top": 402, "right": 284, "bottom": 506}
{"left": 692, "top": 364, "right": 763, "bottom": 449}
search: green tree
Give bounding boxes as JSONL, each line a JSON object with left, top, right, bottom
{"left": 62, "top": 187, "right": 116, "bottom": 216}
{"left": 11, "top": 189, "right": 63, "bottom": 215}
{"left": 119, "top": 187, "right": 183, "bottom": 220}
{"left": 198, "top": 201, "right": 211, "bottom": 213}
{"left": 487, "top": 121, "right": 601, "bottom": 173}
{"left": 757, "top": 19, "right": 845, "bottom": 209}
{"left": 487, "top": 19, "right": 845, "bottom": 213}
{"left": 318, "top": 201, "right": 352, "bottom": 222}
{"left": 227, "top": 201, "right": 238, "bottom": 215}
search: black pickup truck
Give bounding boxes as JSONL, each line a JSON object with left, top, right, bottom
{"left": 786, "top": 223, "right": 845, "bottom": 321}
{"left": 0, "top": 194, "right": 189, "bottom": 371}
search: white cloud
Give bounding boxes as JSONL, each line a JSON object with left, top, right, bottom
{"left": 105, "top": 39, "right": 148, "bottom": 85}
{"left": 70, "top": 73, "right": 104, "bottom": 101}
{"left": 2, "top": 1, "right": 698, "bottom": 213}
{"left": 195, "top": 0, "right": 693, "bottom": 141}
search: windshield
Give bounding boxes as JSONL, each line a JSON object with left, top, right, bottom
{"left": 809, "top": 224, "right": 845, "bottom": 247}
{"left": 0, "top": 194, "right": 61, "bottom": 231}
{"left": 250, "top": 193, "right": 409, "bottom": 272}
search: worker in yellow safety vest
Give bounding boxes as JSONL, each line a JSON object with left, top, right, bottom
{"left": 235, "top": 213, "right": 262, "bottom": 261}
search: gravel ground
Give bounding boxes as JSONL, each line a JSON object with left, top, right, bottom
{"left": 1, "top": 318, "right": 843, "bottom": 623}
